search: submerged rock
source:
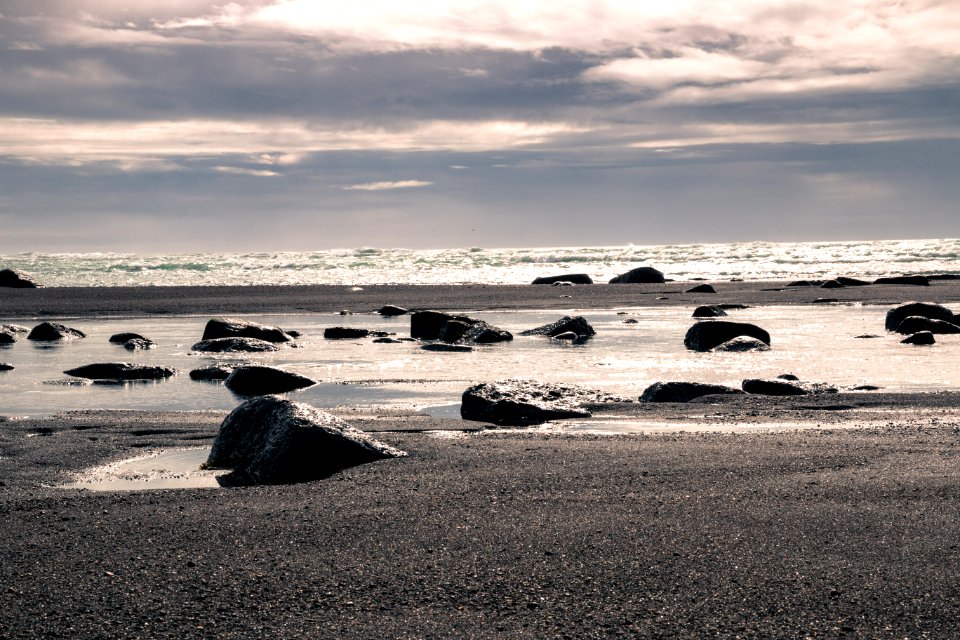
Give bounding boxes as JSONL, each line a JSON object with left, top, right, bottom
{"left": 884, "top": 302, "right": 955, "bottom": 331}
{"left": 64, "top": 363, "right": 176, "bottom": 380}
{"left": 324, "top": 327, "right": 389, "bottom": 340}
{"left": 893, "top": 316, "right": 960, "bottom": 335}
{"left": 902, "top": 331, "right": 935, "bottom": 346}
{"left": 608, "top": 266, "right": 665, "bottom": 284}
{"left": 0, "top": 268, "right": 39, "bottom": 288}
{"left": 191, "top": 337, "right": 279, "bottom": 353}
{"left": 422, "top": 343, "right": 474, "bottom": 353}
{"left": 836, "top": 276, "right": 870, "bottom": 286}
{"left": 410, "top": 311, "right": 477, "bottom": 340}
{"left": 201, "top": 318, "right": 293, "bottom": 343}
{"left": 520, "top": 316, "right": 596, "bottom": 340}
{"left": 692, "top": 305, "right": 727, "bottom": 318}
{"left": 639, "top": 382, "right": 744, "bottom": 403}
{"left": 461, "top": 379, "right": 629, "bottom": 426}
{"left": 206, "top": 395, "right": 406, "bottom": 485}
{"left": 123, "top": 338, "right": 157, "bottom": 350}
{"left": 684, "top": 321, "right": 770, "bottom": 352}
{"left": 712, "top": 336, "right": 771, "bottom": 352}
{"left": 531, "top": 273, "right": 594, "bottom": 285}
{"left": 27, "top": 322, "right": 86, "bottom": 341}
{"left": 189, "top": 364, "right": 236, "bottom": 381}
{"left": 224, "top": 365, "right": 315, "bottom": 396}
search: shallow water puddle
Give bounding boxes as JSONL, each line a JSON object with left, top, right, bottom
{"left": 63, "top": 447, "right": 225, "bottom": 491}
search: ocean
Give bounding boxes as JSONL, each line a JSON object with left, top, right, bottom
{"left": 3, "top": 238, "right": 959, "bottom": 287}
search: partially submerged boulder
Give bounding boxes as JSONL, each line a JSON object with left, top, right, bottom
{"left": 123, "top": 338, "right": 157, "bottom": 350}
{"left": 684, "top": 321, "right": 770, "bottom": 352}
{"left": 639, "top": 382, "right": 744, "bottom": 403}
{"left": 189, "top": 364, "right": 236, "bottom": 381}
{"left": 191, "top": 337, "right": 279, "bottom": 353}
{"left": 1, "top": 324, "right": 29, "bottom": 333}
{"left": 377, "top": 305, "right": 409, "bottom": 316}
{"left": 206, "top": 395, "right": 406, "bottom": 485}
{"left": 439, "top": 320, "right": 512, "bottom": 344}
{"left": 884, "top": 302, "right": 955, "bottom": 331}
{"left": 713, "top": 336, "right": 771, "bottom": 352}
{"left": 109, "top": 332, "right": 148, "bottom": 344}
{"left": 27, "top": 322, "right": 86, "bottom": 341}
{"left": 64, "top": 363, "right": 176, "bottom": 380}
{"left": 893, "top": 316, "right": 960, "bottom": 335}
{"left": 608, "top": 267, "right": 665, "bottom": 284}
{"left": 0, "top": 332, "right": 15, "bottom": 345}
{"left": 902, "top": 331, "right": 935, "bottom": 346}
{"left": 820, "top": 280, "right": 844, "bottom": 289}
{"left": 422, "top": 343, "right": 474, "bottom": 352}
{"left": 692, "top": 305, "right": 727, "bottom": 318}
{"left": 520, "top": 316, "right": 596, "bottom": 340}
{"left": 531, "top": 273, "right": 594, "bottom": 285}
{"left": 461, "top": 379, "right": 629, "bottom": 426}
{"left": 201, "top": 318, "right": 293, "bottom": 343}
{"left": 874, "top": 275, "right": 929, "bottom": 286}
{"left": 324, "top": 327, "right": 389, "bottom": 340}
{"left": 835, "top": 276, "right": 870, "bottom": 286}
{"left": 224, "top": 365, "right": 315, "bottom": 396}
{"left": 410, "top": 311, "right": 477, "bottom": 340}
{"left": 0, "top": 268, "right": 39, "bottom": 288}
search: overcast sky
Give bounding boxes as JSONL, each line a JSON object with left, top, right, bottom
{"left": 1, "top": 1, "right": 958, "bottom": 253}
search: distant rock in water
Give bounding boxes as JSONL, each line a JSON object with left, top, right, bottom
{"left": 902, "top": 331, "right": 935, "bottom": 345}
{"left": 206, "top": 396, "right": 406, "bottom": 485}
{"left": 410, "top": 311, "right": 477, "bottom": 340}
{"left": 778, "top": 373, "right": 800, "bottom": 381}
{"left": 377, "top": 305, "right": 409, "bottom": 316}
{"left": 893, "top": 316, "right": 960, "bottom": 335}
{"left": 692, "top": 305, "right": 727, "bottom": 318}
{"left": 684, "top": 321, "right": 770, "bottom": 352}
{"left": 324, "top": 327, "right": 389, "bottom": 340}
{"left": 189, "top": 364, "right": 236, "bottom": 381}
{"left": 124, "top": 338, "right": 157, "bottom": 350}
{"left": 520, "top": 316, "right": 596, "bottom": 340}
{"left": 27, "top": 322, "right": 86, "bottom": 341}
{"left": 608, "top": 267, "right": 665, "bottom": 284}
{"left": 0, "top": 363, "right": 14, "bottom": 371}
{"left": 835, "top": 276, "right": 870, "bottom": 286}
{"left": 1, "top": 324, "right": 29, "bottom": 333}
{"left": 712, "top": 336, "right": 771, "bottom": 352}
{"left": 202, "top": 318, "right": 293, "bottom": 343}
{"left": 441, "top": 320, "right": 512, "bottom": 344}
{"left": 684, "top": 283, "right": 716, "bottom": 294}
{"left": 224, "top": 365, "right": 315, "bottom": 396}
{"left": 639, "top": 382, "right": 744, "bottom": 403}
{"left": 0, "top": 268, "right": 39, "bottom": 288}
{"left": 0, "top": 332, "right": 16, "bottom": 345}
{"left": 531, "top": 273, "right": 594, "bottom": 285}
{"left": 874, "top": 275, "right": 929, "bottom": 286}
{"left": 884, "top": 302, "right": 955, "bottom": 331}
{"left": 109, "top": 332, "right": 148, "bottom": 344}
{"left": 65, "top": 363, "right": 175, "bottom": 380}
{"left": 461, "top": 379, "right": 629, "bottom": 426}
{"left": 191, "top": 337, "right": 279, "bottom": 353}
{"left": 422, "top": 343, "right": 474, "bottom": 353}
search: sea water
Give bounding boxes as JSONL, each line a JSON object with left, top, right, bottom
{"left": 2, "top": 238, "right": 958, "bottom": 287}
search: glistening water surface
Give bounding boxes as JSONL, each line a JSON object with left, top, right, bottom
{"left": 1, "top": 304, "right": 957, "bottom": 417}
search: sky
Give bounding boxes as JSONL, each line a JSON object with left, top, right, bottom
{"left": 1, "top": 0, "right": 958, "bottom": 253}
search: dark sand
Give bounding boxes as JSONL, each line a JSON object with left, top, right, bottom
{"left": 2, "top": 282, "right": 960, "bottom": 638}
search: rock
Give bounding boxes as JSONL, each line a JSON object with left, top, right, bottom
{"left": 422, "top": 343, "right": 474, "bottom": 352}
{"left": 836, "top": 276, "right": 870, "bottom": 286}
{"left": 377, "top": 305, "right": 409, "bottom": 316}
{"left": 684, "top": 321, "right": 770, "bottom": 352}
{"left": 622, "top": 318, "right": 639, "bottom": 324}
{"left": 874, "top": 275, "right": 929, "bottom": 286}
{"left": 718, "top": 304, "right": 750, "bottom": 310}
{"left": 0, "top": 332, "right": 15, "bottom": 345}
{"left": 639, "top": 382, "right": 744, "bottom": 403}
{"left": 206, "top": 396, "right": 406, "bottom": 485}
{"left": 191, "top": 337, "right": 280, "bottom": 353}
{"left": 64, "top": 363, "right": 176, "bottom": 380}
{"left": 437, "top": 320, "right": 472, "bottom": 343}
{"left": 531, "top": 274, "right": 594, "bottom": 285}
{"left": 27, "top": 322, "right": 86, "bottom": 341}
{"left": 286, "top": 330, "right": 303, "bottom": 338}
{"left": 902, "top": 331, "right": 935, "bottom": 345}
{"left": 820, "top": 280, "right": 845, "bottom": 289}
{"left": 893, "top": 316, "right": 960, "bottom": 335}
{"left": 692, "top": 305, "right": 727, "bottom": 318}
{"left": 373, "top": 337, "right": 402, "bottom": 344}
{"left": 109, "top": 332, "right": 148, "bottom": 344}
{"left": 461, "top": 380, "right": 628, "bottom": 426}
{"left": 410, "top": 311, "right": 478, "bottom": 340}
{"left": 608, "top": 266, "right": 665, "bottom": 284}
{"left": 0, "top": 268, "right": 39, "bottom": 288}
{"left": 786, "top": 280, "right": 816, "bottom": 287}
{"left": 201, "top": 318, "right": 293, "bottom": 343}
{"left": 224, "top": 365, "right": 315, "bottom": 396}
{"left": 778, "top": 373, "right": 800, "bottom": 381}
{"left": 189, "top": 365, "right": 236, "bottom": 381}
{"left": 712, "top": 337, "right": 771, "bottom": 352}
{"left": 928, "top": 274, "right": 960, "bottom": 281}
{"left": 123, "top": 338, "right": 157, "bottom": 350}
{"left": 0, "top": 324, "right": 28, "bottom": 333}
{"left": 0, "top": 363, "right": 14, "bottom": 371}
{"left": 339, "top": 310, "right": 352, "bottom": 316}
{"left": 884, "top": 302, "right": 955, "bottom": 331}
{"left": 854, "top": 334, "right": 881, "bottom": 339}
{"left": 520, "top": 316, "right": 596, "bottom": 340}
{"left": 742, "top": 378, "right": 809, "bottom": 396}
{"left": 685, "top": 283, "right": 716, "bottom": 294}
{"left": 551, "top": 332, "right": 580, "bottom": 341}
{"left": 323, "top": 327, "right": 389, "bottom": 340}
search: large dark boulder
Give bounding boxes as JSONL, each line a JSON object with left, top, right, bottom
{"left": 684, "top": 284, "right": 716, "bottom": 294}
{"left": 324, "top": 327, "right": 388, "bottom": 340}
{"left": 206, "top": 396, "right": 406, "bottom": 485}
{"left": 202, "top": 318, "right": 293, "bottom": 343}
{"left": 109, "top": 332, "right": 147, "bottom": 344}
{"left": 0, "top": 332, "right": 15, "bottom": 345}
{"left": 191, "top": 337, "right": 279, "bottom": 353}
{"left": 874, "top": 275, "right": 929, "bottom": 286}
{"left": 519, "top": 316, "right": 596, "bottom": 340}
{"left": 742, "top": 378, "right": 809, "bottom": 396}
{"left": 684, "top": 321, "right": 770, "bottom": 352}
{"left": 27, "top": 322, "right": 86, "bottom": 341}
{"left": 0, "top": 363, "right": 13, "bottom": 371}
{"left": 224, "top": 366, "right": 315, "bottom": 396}
{"left": 608, "top": 267, "right": 665, "bottom": 284}
{"left": 902, "top": 331, "right": 935, "bottom": 345}
{"left": 189, "top": 365, "right": 236, "bottom": 381}
{"left": 639, "top": 382, "right": 744, "bottom": 403}
{"left": 884, "top": 303, "right": 955, "bottom": 331}
{"left": 531, "top": 274, "right": 594, "bottom": 285}
{"left": 411, "top": 311, "right": 477, "bottom": 340}
{"left": 0, "top": 268, "right": 39, "bottom": 288}
{"left": 713, "top": 337, "right": 771, "bottom": 352}
{"left": 440, "top": 320, "right": 512, "bottom": 344}
{"left": 461, "top": 379, "right": 628, "bottom": 426}
{"left": 692, "top": 305, "right": 727, "bottom": 318}
{"left": 894, "top": 316, "right": 960, "bottom": 335}
{"left": 64, "top": 363, "right": 176, "bottom": 380}
{"left": 377, "top": 305, "right": 409, "bottom": 316}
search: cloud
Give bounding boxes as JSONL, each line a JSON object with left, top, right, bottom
{"left": 213, "top": 165, "right": 279, "bottom": 177}
{"left": 342, "top": 180, "right": 432, "bottom": 191}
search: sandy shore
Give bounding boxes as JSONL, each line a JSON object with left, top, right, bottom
{"left": 2, "top": 281, "right": 960, "bottom": 638}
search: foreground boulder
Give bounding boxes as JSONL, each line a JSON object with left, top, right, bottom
{"left": 27, "top": 322, "right": 86, "bottom": 341}
{"left": 885, "top": 303, "right": 955, "bottom": 331}
{"left": 519, "top": 316, "right": 596, "bottom": 340}
{"left": 684, "top": 321, "right": 770, "bottom": 352}
{"left": 206, "top": 396, "right": 406, "bottom": 485}
{"left": 202, "top": 318, "right": 293, "bottom": 343}
{"left": 461, "top": 379, "right": 628, "bottom": 426}
{"left": 639, "top": 382, "right": 744, "bottom": 403}
{"left": 608, "top": 267, "right": 665, "bottom": 284}
{"left": 893, "top": 316, "right": 960, "bottom": 335}
{"left": 189, "top": 364, "right": 236, "bottom": 380}
{"left": 224, "top": 365, "right": 315, "bottom": 396}
{"left": 874, "top": 275, "right": 929, "bottom": 286}
{"left": 0, "top": 268, "right": 39, "bottom": 288}
{"left": 713, "top": 336, "right": 771, "bottom": 352}
{"left": 531, "top": 273, "right": 594, "bottom": 285}
{"left": 902, "top": 331, "right": 935, "bottom": 346}
{"left": 191, "top": 337, "right": 279, "bottom": 353}
{"left": 64, "top": 363, "right": 176, "bottom": 380}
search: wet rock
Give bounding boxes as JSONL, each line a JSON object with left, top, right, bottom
{"left": 712, "top": 336, "right": 771, "bottom": 352}
{"left": 778, "top": 373, "right": 800, "bottom": 381}
{"left": 373, "top": 337, "right": 402, "bottom": 344}
{"left": 0, "top": 363, "right": 13, "bottom": 371}
{"left": 884, "top": 302, "right": 955, "bottom": 331}
{"left": 422, "top": 343, "right": 474, "bottom": 352}
{"left": 551, "top": 332, "right": 580, "bottom": 341}
{"left": 0, "top": 268, "right": 39, "bottom": 288}
{"left": 109, "top": 332, "right": 148, "bottom": 344}
{"left": 377, "top": 305, "right": 409, "bottom": 316}
{"left": 902, "top": 331, "right": 935, "bottom": 345}
{"left": 27, "top": 322, "right": 86, "bottom": 341}
{"left": 820, "top": 280, "right": 845, "bottom": 289}
{"left": 639, "top": 382, "right": 744, "bottom": 403}
{"left": 224, "top": 365, "right": 315, "bottom": 396}
{"left": 461, "top": 380, "right": 629, "bottom": 426}
{"left": 189, "top": 365, "right": 236, "bottom": 381}
{"left": 64, "top": 363, "right": 176, "bottom": 380}
{"left": 323, "top": 327, "right": 389, "bottom": 340}
{"left": 874, "top": 275, "right": 929, "bottom": 286}
{"left": 684, "top": 321, "right": 770, "bottom": 352}
{"left": 206, "top": 395, "right": 406, "bottom": 485}
{"left": 520, "top": 316, "right": 596, "bottom": 340}
{"left": 286, "top": 330, "right": 303, "bottom": 338}
{"left": 0, "top": 324, "right": 29, "bottom": 333}
{"left": 786, "top": 280, "right": 816, "bottom": 287}
{"left": 718, "top": 304, "right": 750, "bottom": 310}
{"left": 854, "top": 334, "right": 882, "bottom": 339}
{"left": 123, "top": 338, "right": 157, "bottom": 350}
{"left": 0, "top": 332, "right": 15, "bottom": 345}
{"left": 851, "top": 384, "right": 882, "bottom": 391}
{"left": 531, "top": 273, "right": 594, "bottom": 285}
{"left": 928, "top": 274, "right": 960, "bottom": 281}
{"left": 893, "top": 316, "right": 960, "bottom": 335}
{"left": 692, "top": 305, "right": 727, "bottom": 318}
{"left": 608, "top": 266, "right": 665, "bottom": 284}
{"left": 742, "top": 378, "right": 809, "bottom": 396}
{"left": 684, "top": 283, "right": 716, "bottom": 294}
{"left": 811, "top": 298, "right": 839, "bottom": 304}
{"left": 410, "top": 311, "right": 478, "bottom": 340}
{"left": 201, "top": 318, "right": 293, "bottom": 343}
{"left": 622, "top": 318, "right": 639, "bottom": 324}
{"left": 191, "top": 337, "right": 280, "bottom": 353}
{"left": 836, "top": 276, "right": 870, "bottom": 286}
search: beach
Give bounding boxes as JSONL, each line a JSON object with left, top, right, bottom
{"left": 2, "top": 280, "right": 960, "bottom": 638}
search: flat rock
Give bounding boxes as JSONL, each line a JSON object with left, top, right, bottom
{"left": 692, "top": 305, "right": 727, "bottom": 318}
{"left": 206, "top": 395, "right": 406, "bottom": 485}
{"left": 0, "top": 268, "right": 39, "bottom": 288}
{"left": 684, "top": 321, "right": 770, "bottom": 352}
{"left": 0, "top": 324, "right": 28, "bottom": 333}
{"left": 64, "top": 362, "right": 176, "bottom": 380}
{"left": 27, "top": 322, "right": 86, "bottom": 341}
{"left": 189, "top": 365, "right": 236, "bottom": 381}
{"left": 191, "top": 337, "right": 279, "bottom": 353}
{"left": 639, "top": 382, "right": 744, "bottom": 403}
{"left": 713, "top": 336, "right": 772, "bottom": 352}
{"left": 902, "top": 331, "right": 935, "bottom": 345}
{"left": 519, "top": 316, "right": 596, "bottom": 339}
{"left": 224, "top": 365, "right": 315, "bottom": 396}
{"left": 201, "top": 317, "right": 293, "bottom": 343}
{"left": 377, "top": 305, "right": 409, "bottom": 316}
{"left": 608, "top": 266, "right": 665, "bottom": 284}
{"left": 836, "top": 276, "right": 870, "bottom": 286}
{"left": 422, "top": 343, "right": 474, "bottom": 352}
{"left": 885, "top": 302, "right": 955, "bottom": 331}
{"left": 109, "top": 332, "right": 148, "bottom": 344}
{"left": 323, "top": 327, "right": 389, "bottom": 339}
{"left": 742, "top": 378, "right": 810, "bottom": 396}
{"left": 531, "top": 273, "right": 594, "bottom": 285}
{"left": 461, "top": 379, "right": 629, "bottom": 426}
{"left": 874, "top": 275, "right": 929, "bottom": 286}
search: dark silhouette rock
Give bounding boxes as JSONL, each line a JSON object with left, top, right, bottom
{"left": 109, "top": 332, "right": 147, "bottom": 344}
{"left": 902, "top": 331, "right": 935, "bottom": 345}
{"left": 411, "top": 311, "right": 478, "bottom": 340}
{"left": 461, "top": 380, "right": 628, "bottom": 426}
{"left": 684, "top": 321, "right": 770, "bottom": 352}
{"left": 27, "top": 322, "right": 86, "bottom": 341}
{"left": 639, "top": 382, "right": 744, "bottom": 403}
{"left": 123, "top": 338, "right": 157, "bottom": 350}
{"left": 893, "top": 316, "right": 960, "bottom": 335}
{"left": 928, "top": 274, "right": 960, "bottom": 281}
{"left": 742, "top": 379, "right": 809, "bottom": 396}
{"left": 692, "top": 305, "right": 727, "bottom": 318}
{"left": 189, "top": 365, "right": 235, "bottom": 381}
{"left": 206, "top": 396, "right": 406, "bottom": 485}
{"left": 0, "top": 363, "right": 14, "bottom": 371}
{"left": 778, "top": 373, "right": 800, "bottom": 381}
{"left": 377, "top": 305, "right": 409, "bottom": 316}
{"left": 0, "top": 332, "right": 15, "bottom": 345}
{"left": 373, "top": 337, "right": 402, "bottom": 344}
{"left": 718, "top": 304, "right": 750, "bottom": 310}
{"left": 713, "top": 337, "right": 771, "bottom": 352}
{"left": 520, "top": 316, "right": 596, "bottom": 340}
{"left": 622, "top": 318, "right": 639, "bottom": 324}
{"left": 191, "top": 337, "right": 279, "bottom": 353}
{"left": 854, "top": 334, "right": 882, "bottom": 339}
{"left": 323, "top": 327, "right": 389, "bottom": 340}
{"left": 884, "top": 302, "right": 955, "bottom": 331}
{"left": 836, "top": 277, "right": 870, "bottom": 286}
{"left": 422, "top": 343, "right": 474, "bottom": 352}
{"left": 874, "top": 275, "right": 929, "bottom": 286}
{"left": 437, "top": 320, "right": 472, "bottom": 343}
{"left": 224, "top": 365, "right": 315, "bottom": 396}
{"left": 820, "top": 280, "right": 844, "bottom": 289}
{"left": 0, "top": 268, "right": 39, "bottom": 288}
{"left": 608, "top": 266, "right": 665, "bottom": 284}
{"left": 810, "top": 298, "right": 839, "bottom": 304}
{"left": 786, "top": 280, "right": 816, "bottom": 287}
{"left": 64, "top": 363, "right": 175, "bottom": 380}
{"left": 531, "top": 274, "right": 593, "bottom": 285}
{"left": 685, "top": 283, "right": 716, "bottom": 294}
{"left": 201, "top": 318, "right": 293, "bottom": 343}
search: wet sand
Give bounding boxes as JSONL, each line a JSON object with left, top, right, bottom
{"left": 2, "top": 281, "right": 960, "bottom": 638}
